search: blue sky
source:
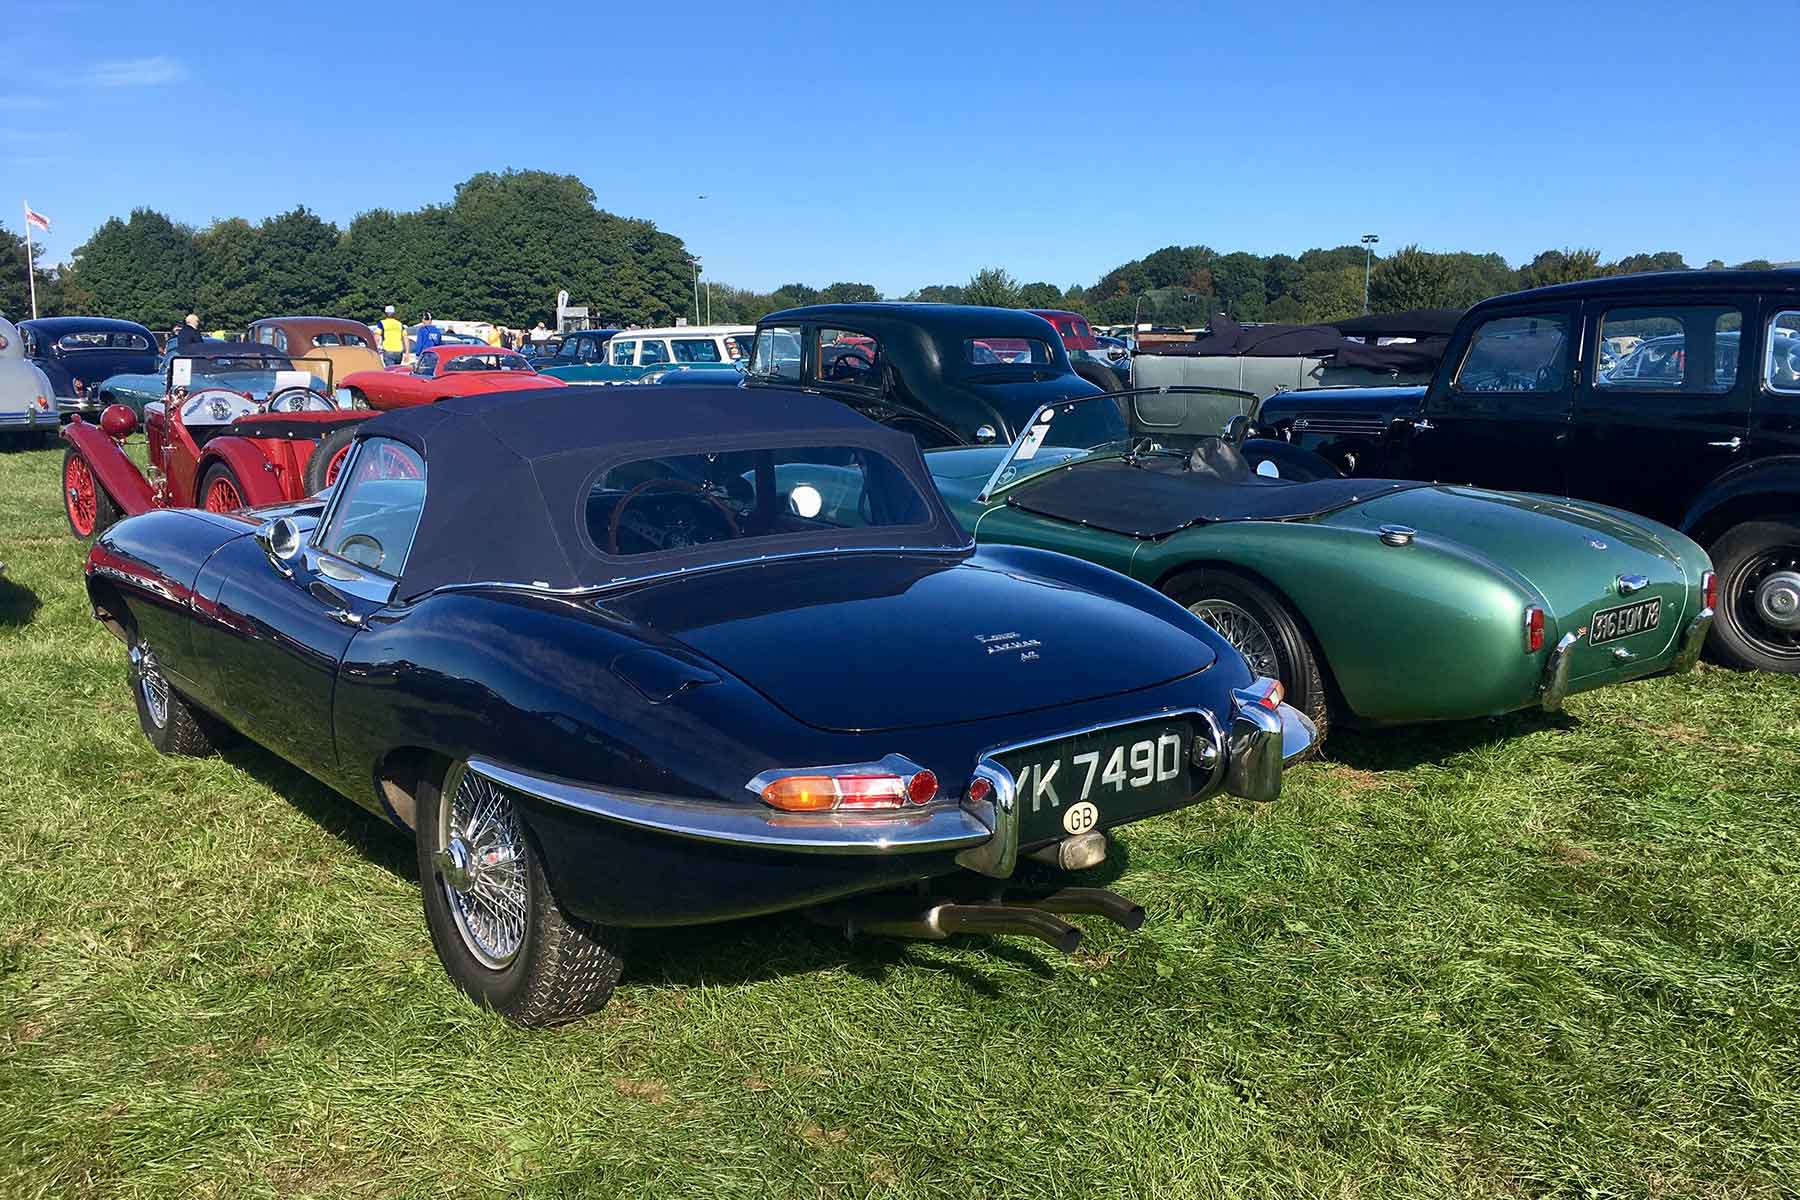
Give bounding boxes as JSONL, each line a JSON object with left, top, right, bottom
{"left": 2, "top": 0, "right": 1788, "bottom": 295}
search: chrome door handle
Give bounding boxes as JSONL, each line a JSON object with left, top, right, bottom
{"left": 1411, "top": 418, "right": 1436, "bottom": 432}
{"left": 328, "top": 608, "right": 365, "bottom": 627}
{"left": 1708, "top": 437, "right": 1744, "bottom": 451}
{"left": 1616, "top": 574, "right": 1649, "bottom": 595}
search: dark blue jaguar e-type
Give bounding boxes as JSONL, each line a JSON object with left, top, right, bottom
{"left": 84, "top": 386, "right": 1313, "bottom": 1025}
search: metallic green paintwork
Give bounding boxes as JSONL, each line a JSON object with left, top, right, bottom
{"left": 928, "top": 447, "right": 1712, "bottom": 725}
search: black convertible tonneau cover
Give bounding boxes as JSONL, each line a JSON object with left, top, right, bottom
{"left": 1006, "top": 458, "right": 1426, "bottom": 539}
{"left": 1135, "top": 315, "right": 1447, "bottom": 375}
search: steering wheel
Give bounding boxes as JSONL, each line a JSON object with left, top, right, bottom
{"left": 828, "top": 349, "right": 875, "bottom": 380}
{"left": 606, "top": 478, "right": 741, "bottom": 555}
{"left": 266, "top": 386, "right": 337, "bottom": 413}
{"left": 338, "top": 533, "right": 385, "bottom": 570}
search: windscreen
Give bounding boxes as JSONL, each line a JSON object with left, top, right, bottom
{"left": 981, "top": 395, "right": 1130, "bottom": 495}
{"left": 442, "top": 352, "right": 535, "bottom": 373}
{"left": 587, "top": 444, "right": 932, "bottom": 557}
{"left": 170, "top": 353, "right": 331, "bottom": 395}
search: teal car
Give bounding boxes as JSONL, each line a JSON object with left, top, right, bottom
{"left": 539, "top": 325, "right": 754, "bottom": 385}
{"left": 91, "top": 345, "right": 349, "bottom": 417}
{"left": 924, "top": 388, "right": 1715, "bottom": 740}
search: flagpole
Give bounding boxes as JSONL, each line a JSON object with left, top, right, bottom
{"left": 23, "top": 214, "right": 37, "bottom": 320}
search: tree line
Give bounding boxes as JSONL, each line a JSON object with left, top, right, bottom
{"left": 0, "top": 167, "right": 1783, "bottom": 334}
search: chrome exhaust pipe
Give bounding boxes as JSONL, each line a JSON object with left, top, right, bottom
{"left": 1013, "top": 887, "right": 1145, "bottom": 933}
{"left": 809, "top": 899, "right": 1083, "bottom": 954}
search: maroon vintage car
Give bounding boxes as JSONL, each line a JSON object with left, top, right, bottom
{"left": 60, "top": 342, "right": 369, "bottom": 540}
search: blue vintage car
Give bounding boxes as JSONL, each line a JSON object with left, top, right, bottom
{"left": 20, "top": 316, "right": 159, "bottom": 418}
{"left": 84, "top": 384, "right": 1313, "bottom": 1025}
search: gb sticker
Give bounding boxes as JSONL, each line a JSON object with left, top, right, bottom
{"left": 1063, "top": 801, "right": 1099, "bottom": 836}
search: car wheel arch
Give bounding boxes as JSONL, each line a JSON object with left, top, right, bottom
{"left": 372, "top": 746, "right": 455, "bottom": 831}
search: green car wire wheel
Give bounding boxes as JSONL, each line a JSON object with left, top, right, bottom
{"left": 1164, "top": 567, "right": 1332, "bottom": 745}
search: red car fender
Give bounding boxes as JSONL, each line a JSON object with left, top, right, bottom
{"left": 194, "top": 436, "right": 295, "bottom": 508}
{"left": 60, "top": 418, "right": 156, "bottom": 517}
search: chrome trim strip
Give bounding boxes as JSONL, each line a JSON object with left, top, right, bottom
{"left": 1539, "top": 632, "right": 1580, "bottom": 711}
{"left": 414, "top": 540, "right": 978, "bottom": 603}
{"left": 466, "top": 757, "right": 992, "bottom": 855}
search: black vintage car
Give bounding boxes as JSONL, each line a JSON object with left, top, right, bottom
{"left": 85, "top": 385, "right": 1313, "bottom": 1025}
{"left": 746, "top": 303, "right": 1109, "bottom": 447}
{"left": 20, "top": 316, "right": 160, "bottom": 418}
{"left": 1252, "top": 270, "right": 1800, "bottom": 672}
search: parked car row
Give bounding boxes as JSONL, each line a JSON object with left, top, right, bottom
{"left": 30, "top": 271, "right": 1800, "bottom": 1030}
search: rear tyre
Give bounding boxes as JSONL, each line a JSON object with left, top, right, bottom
{"left": 63, "top": 447, "right": 120, "bottom": 541}
{"left": 1163, "top": 567, "right": 1332, "bottom": 743}
{"left": 129, "top": 637, "right": 217, "bottom": 756}
{"left": 417, "top": 763, "right": 627, "bottom": 1027}
{"left": 1072, "top": 358, "right": 1124, "bottom": 393}
{"left": 1707, "top": 519, "right": 1800, "bottom": 672}
{"left": 198, "top": 461, "right": 246, "bottom": 514}
{"left": 304, "top": 426, "right": 359, "bottom": 495}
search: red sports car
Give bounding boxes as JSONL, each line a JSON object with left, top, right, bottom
{"left": 340, "top": 344, "right": 566, "bottom": 411}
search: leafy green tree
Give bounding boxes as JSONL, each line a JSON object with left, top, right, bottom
{"left": 1299, "top": 265, "right": 1366, "bottom": 323}
{"left": 1733, "top": 258, "right": 1773, "bottom": 271}
{"left": 1518, "top": 248, "right": 1604, "bottom": 290}
{"left": 63, "top": 208, "right": 197, "bottom": 329}
{"left": 818, "top": 281, "right": 879, "bottom": 304}
{"left": 962, "top": 267, "right": 1021, "bottom": 308}
{"left": 1610, "top": 251, "right": 1688, "bottom": 276}
{"left": 1016, "top": 281, "right": 1064, "bottom": 309}
{"left": 1212, "top": 251, "right": 1266, "bottom": 320}
{"left": 1368, "top": 244, "right": 1460, "bottom": 312}
{"left": 194, "top": 218, "right": 266, "bottom": 331}
{"left": 0, "top": 223, "right": 59, "bottom": 319}
{"left": 906, "top": 284, "right": 966, "bottom": 304}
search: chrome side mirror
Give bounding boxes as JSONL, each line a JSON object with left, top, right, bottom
{"left": 256, "top": 516, "right": 303, "bottom": 578}
{"left": 975, "top": 424, "right": 997, "bottom": 444}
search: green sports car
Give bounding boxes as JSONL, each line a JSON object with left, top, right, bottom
{"left": 923, "top": 389, "right": 1716, "bottom": 740}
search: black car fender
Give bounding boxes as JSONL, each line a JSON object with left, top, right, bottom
{"left": 1678, "top": 454, "right": 1800, "bottom": 544}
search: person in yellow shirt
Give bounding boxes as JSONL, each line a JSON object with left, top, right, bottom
{"left": 483, "top": 324, "right": 503, "bottom": 347}
{"left": 379, "top": 305, "right": 406, "bottom": 366}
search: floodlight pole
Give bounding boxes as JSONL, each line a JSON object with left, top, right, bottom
{"left": 691, "top": 258, "right": 701, "bottom": 325}
{"left": 1361, "top": 233, "right": 1380, "bottom": 314}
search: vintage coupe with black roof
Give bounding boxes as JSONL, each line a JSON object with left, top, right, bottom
{"left": 746, "top": 303, "right": 1111, "bottom": 447}
{"left": 83, "top": 386, "right": 1313, "bottom": 1025}
{"left": 19, "top": 315, "right": 159, "bottom": 419}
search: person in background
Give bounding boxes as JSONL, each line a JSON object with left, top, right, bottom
{"left": 484, "top": 323, "right": 503, "bottom": 348}
{"left": 379, "top": 305, "right": 406, "bottom": 366}
{"left": 174, "top": 313, "right": 204, "bottom": 349}
{"left": 414, "top": 311, "right": 443, "bottom": 357}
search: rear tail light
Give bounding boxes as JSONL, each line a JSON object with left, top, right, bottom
{"left": 1702, "top": 570, "right": 1718, "bottom": 612}
{"left": 1524, "top": 606, "right": 1546, "bottom": 654}
{"left": 73, "top": 378, "right": 85, "bottom": 395}
{"left": 753, "top": 757, "right": 938, "bottom": 812}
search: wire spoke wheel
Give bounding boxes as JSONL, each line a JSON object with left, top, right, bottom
{"left": 65, "top": 453, "right": 97, "bottom": 537}
{"left": 437, "top": 770, "right": 529, "bottom": 970}
{"left": 203, "top": 475, "right": 242, "bottom": 513}
{"left": 129, "top": 643, "right": 169, "bottom": 729}
{"left": 1188, "top": 598, "right": 1281, "bottom": 678}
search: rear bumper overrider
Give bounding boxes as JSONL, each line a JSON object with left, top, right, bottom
{"left": 1541, "top": 607, "right": 1713, "bottom": 711}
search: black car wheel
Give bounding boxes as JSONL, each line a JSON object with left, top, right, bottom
{"left": 129, "top": 638, "right": 218, "bottom": 756}
{"left": 1163, "top": 568, "right": 1332, "bottom": 743}
{"left": 417, "top": 762, "right": 627, "bottom": 1026}
{"left": 1708, "top": 519, "right": 1800, "bottom": 671}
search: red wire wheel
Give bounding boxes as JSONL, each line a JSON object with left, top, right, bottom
{"left": 64, "top": 452, "right": 98, "bottom": 537}
{"left": 324, "top": 442, "right": 353, "bottom": 487}
{"left": 202, "top": 469, "right": 244, "bottom": 513}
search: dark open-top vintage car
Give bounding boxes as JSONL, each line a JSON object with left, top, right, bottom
{"left": 84, "top": 386, "right": 1314, "bottom": 1025}
{"left": 60, "top": 342, "right": 367, "bottom": 540}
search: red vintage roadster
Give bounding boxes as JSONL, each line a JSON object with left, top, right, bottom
{"left": 340, "top": 343, "right": 565, "bottom": 411}
{"left": 60, "top": 341, "right": 369, "bottom": 540}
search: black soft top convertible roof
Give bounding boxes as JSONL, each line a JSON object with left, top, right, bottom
{"left": 356, "top": 384, "right": 970, "bottom": 599}
{"left": 177, "top": 340, "right": 292, "bottom": 361}
{"left": 1136, "top": 315, "right": 1447, "bottom": 374}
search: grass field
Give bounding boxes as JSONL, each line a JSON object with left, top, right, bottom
{"left": 1, "top": 440, "right": 1797, "bottom": 1199}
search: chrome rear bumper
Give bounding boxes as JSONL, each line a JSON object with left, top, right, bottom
{"left": 0, "top": 407, "right": 56, "bottom": 430}
{"left": 1542, "top": 605, "right": 1713, "bottom": 710}
{"left": 1670, "top": 608, "right": 1713, "bottom": 674}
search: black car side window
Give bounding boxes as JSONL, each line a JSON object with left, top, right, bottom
{"left": 1765, "top": 311, "right": 1800, "bottom": 394}
{"left": 816, "top": 328, "right": 881, "bottom": 390}
{"left": 748, "top": 327, "right": 802, "bottom": 382}
{"left": 1454, "top": 313, "right": 1569, "bottom": 394}
{"left": 1595, "top": 305, "right": 1742, "bottom": 395}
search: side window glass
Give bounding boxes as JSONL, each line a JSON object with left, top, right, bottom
{"left": 1454, "top": 312, "right": 1569, "bottom": 394}
{"left": 672, "top": 338, "right": 721, "bottom": 363}
{"left": 640, "top": 340, "right": 670, "bottom": 366}
{"left": 1766, "top": 311, "right": 1800, "bottom": 394}
{"left": 749, "top": 326, "right": 802, "bottom": 381}
{"left": 415, "top": 351, "right": 437, "bottom": 376}
{"left": 817, "top": 328, "right": 882, "bottom": 389}
{"left": 610, "top": 340, "right": 636, "bottom": 366}
{"left": 316, "top": 438, "right": 426, "bottom": 578}
{"left": 1595, "top": 305, "right": 1742, "bottom": 394}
